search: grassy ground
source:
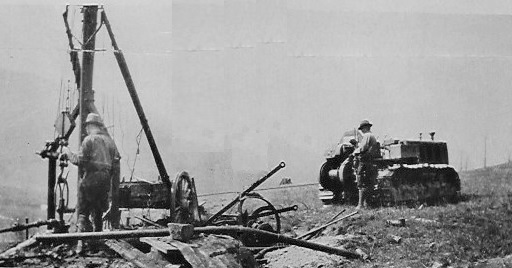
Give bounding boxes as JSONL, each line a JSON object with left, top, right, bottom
{"left": 2, "top": 163, "right": 511, "bottom": 267}
{"left": 259, "top": 163, "right": 512, "bottom": 267}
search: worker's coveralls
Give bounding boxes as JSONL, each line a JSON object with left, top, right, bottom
{"left": 70, "top": 130, "right": 120, "bottom": 232}
{"left": 354, "top": 131, "right": 379, "bottom": 190}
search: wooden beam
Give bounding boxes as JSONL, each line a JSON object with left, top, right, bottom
{"left": 0, "top": 238, "right": 37, "bottom": 259}
{"left": 104, "top": 239, "right": 166, "bottom": 268}
{"left": 140, "top": 237, "right": 179, "bottom": 255}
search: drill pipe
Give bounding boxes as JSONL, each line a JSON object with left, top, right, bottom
{"left": 0, "top": 219, "right": 59, "bottom": 234}
{"left": 34, "top": 225, "right": 360, "bottom": 259}
{"left": 205, "top": 161, "right": 286, "bottom": 225}
{"left": 223, "top": 205, "right": 298, "bottom": 221}
{"left": 296, "top": 210, "right": 357, "bottom": 240}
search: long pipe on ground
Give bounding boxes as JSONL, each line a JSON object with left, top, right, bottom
{"left": 255, "top": 210, "right": 356, "bottom": 259}
{"left": 35, "top": 225, "right": 360, "bottom": 259}
{"left": 297, "top": 208, "right": 346, "bottom": 241}
{"left": 296, "top": 210, "right": 358, "bottom": 240}
{"left": 223, "top": 205, "right": 298, "bottom": 220}
{"left": 0, "top": 219, "right": 59, "bottom": 234}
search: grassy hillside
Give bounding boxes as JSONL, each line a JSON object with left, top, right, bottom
{"left": 253, "top": 162, "right": 512, "bottom": 267}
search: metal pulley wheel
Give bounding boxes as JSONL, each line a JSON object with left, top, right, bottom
{"left": 54, "top": 175, "right": 69, "bottom": 216}
{"left": 170, "top": 171, "right": 200, "bottom": 224}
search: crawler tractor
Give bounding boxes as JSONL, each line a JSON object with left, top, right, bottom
{"left": 319, "top": 131, "right": 461, "bottom": 206}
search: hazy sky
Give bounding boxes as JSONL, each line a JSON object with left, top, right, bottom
{"left": 1, "top": 0, "right": 512, "bottom": 192}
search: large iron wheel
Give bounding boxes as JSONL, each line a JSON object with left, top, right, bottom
{"left": 170, "top": 171, "right": 200, "bottom": 224}
{"left": 237, "top": 193, "right": 280, "bottom": 246}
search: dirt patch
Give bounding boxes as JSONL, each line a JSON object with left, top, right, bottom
{"left": 474, "top": 254, "right": 512, "bottom": 268}
{"left": 264, "top": 235, "right": 364, "bottom": 268}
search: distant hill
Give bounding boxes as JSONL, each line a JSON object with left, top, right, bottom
{"left": 461, "top": 161, "right": 512, "bottom": 177}
{"left": 0, "top": 69, "right": 57, "bottom": 194}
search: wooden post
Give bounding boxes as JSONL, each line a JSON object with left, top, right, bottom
{"left": 25, "top": 218, "right": 29, "bottom": 239}
{"left": 47, "top": 158, "right": 56, "bottom": 222}
{"left": 76, "top": 6, "right": 121, "bottom": 228}
{"left": 79, "top": 5, "right": 98, "bottom": 143}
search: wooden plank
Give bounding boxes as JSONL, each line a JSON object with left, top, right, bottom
{"left": 169, "top": 240, "right": 209, "bottom": 268}
{"left": 0, "top": 238, "right": 37, "bottom": 258}
{"left": 104, "top": 239, "right": 168, "bottom": 268}
{"left": 167, "top": 236, "right": 244, "bottom": 268}
{"left": 140, "top": 237, "right": 179, "bottom": 255}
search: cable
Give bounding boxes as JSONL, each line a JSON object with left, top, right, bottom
{"left": 129, "top": 128, "right": 144, "bottom": 181}
{"left": 111, "top": 96, "right": 115, "bottom": 139}
{"left": 117, "top": 103, "right": 130, "bottom": 176}
{"left": 83, "top": 20, "right": 104, "bottom": 47}
{"left": 197, "top": 183, "right": 318, "bottom": 198}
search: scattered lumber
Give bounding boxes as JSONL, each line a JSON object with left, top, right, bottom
{"left": 140, "top": 237, "right": 179, "bottom": 255}
{"left": 0, "top": 238, "right": 38, "bottom": 258}
{"left": 36, "top": 225, "right": 361, "bottom": 259}
{"left": 104, "top": 239, "right": 168, "bottom": 268}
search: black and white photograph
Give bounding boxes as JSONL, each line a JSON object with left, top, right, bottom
{"left": 0, "top": 0, "right": 511, "bottom": 267}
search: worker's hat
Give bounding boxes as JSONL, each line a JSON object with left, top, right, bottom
{"left": 358, "top": 119, "right": 372, "bottom": 130}
{"left": 85, "top": 113, "right": 104, "bottom": 126}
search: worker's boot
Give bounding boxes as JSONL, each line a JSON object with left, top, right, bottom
{"left": 76, "top": 215, "right": 90, "bottom": 255}
{"left": 356, "top": 189, "right": 366, "bottom": 210}
{"left": 76, "top": 240, "right": 84, "bottom": 255}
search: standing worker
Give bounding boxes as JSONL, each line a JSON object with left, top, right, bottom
{"left": 353, "top": 119, "right": 380, "bottom": 210}
{"left": 62, "top": 113, "right": 120, "bottom": 253}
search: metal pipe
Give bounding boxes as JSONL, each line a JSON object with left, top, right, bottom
{"left": 255, "top": 209, "right": 352, "bottom": 258}
{"left": 134, "top": 216, "right": 165, "bottom": 228}
{"left": 0, "top": 219, "right": 59, "bottom": 234}
{"left": 296, "top": 210, "right": 358, "bottom": 240}
{"left": 299, "top": 208, "right": 346, "bottom": 240}
{"left": 252, "top": 205, "right": 298, "bottom": 219}
{"left": 224, "top": 205, "right": 298, "bottom": 220}
{"left": 101, "top": 10, "right": 171, "bottom": 188}
{"left": 205, "top": 161, "right": 286, "bottom": 225}
{"left": 47, "top": 159, "right": 57, "bottom": 221}
{"left": 36, "top": 229, "right": 168, "bottom": 241}
{"left": 35, "top": 225, "right": 360, "bottom": 259}
{"left": 25, "top": 218, "right": 28, "bottom": 239}
{"left": 327, "top": 208, "right": 347, "bottom": 223}
{"left": 198, "top": 226, "right": 360, "bottom": 259}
